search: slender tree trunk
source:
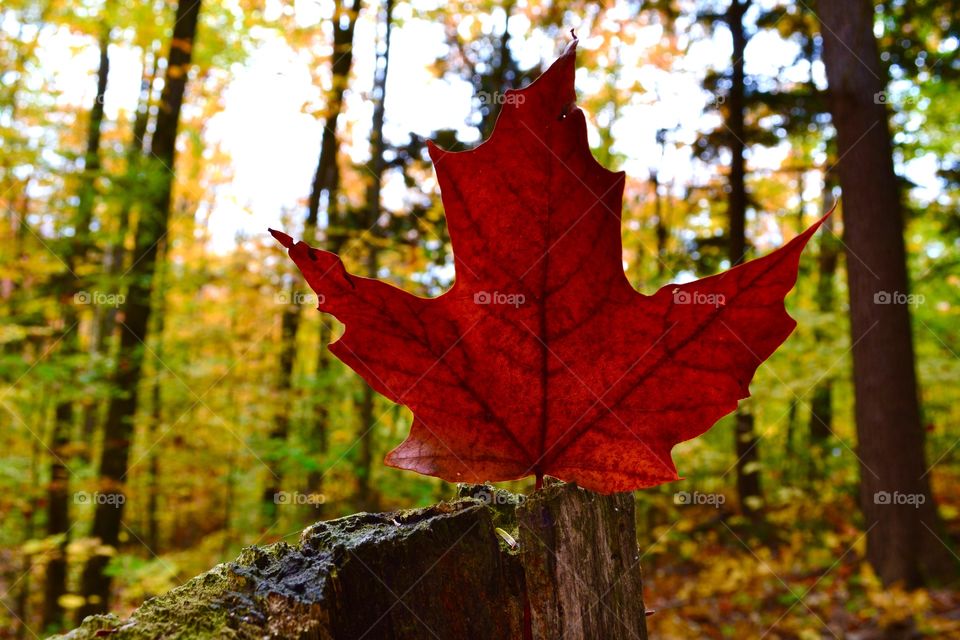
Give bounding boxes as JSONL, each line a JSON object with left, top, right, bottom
{"left": 222, "top": 316, "right": 239, "bottom": 556}
{"left": 306, "top": 0, "right": 361, "bottom": 233}
{"left": 304, "top": 322, "right": 330, "bottom": 520}
{"left": 44, "top": 397, "right": 73, "bottom": 628}
{"left": 818, "top": 0, "right": 955, "bottom": 587}
{"left": 479, "top": 0, "right": 515, "bottom": 139}
{"left": 261, "top": 299, "right": 298, "bottom": 526}
{"left": 77, "top": 0, "right": 202, "bottom": 618}
{"left": 43, "top": 25, "right": 111, "bottom": 629}
{"left": 145, "top": 238, "right": 168, "bottom": 554}
{"left": 650, "top": 129, "right": 667, "bottom": 280}
{"left": 725, "top": 0, "right": 762, "bottom": 516}
{"left": 14, "top": 411, "right": 41, "bottom": 639}
{"left": 299, "top": 0, "right": 362, "bottom": 518}
{"left": 83, "top": 43, "right": 160, "bottom": 455}
{"left": 222, "top": 445, "right": 237, "bottom": 557}
{"left": 808, "top": 177, "right": 838, "bottom": 480}
{"left": 782, "top": 173, "right": 805, "bottom": 477}
{"left": 352, "top": 0, "right": 394, "bottom": 514}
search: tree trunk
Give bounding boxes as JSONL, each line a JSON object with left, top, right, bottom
{"left": 352, "top": 0, "right": 394, "bottom": 514}
{"left": 479, "top": 0, "right": 515, "bottom": 139}
{"left": 652, "top": 127, "right": 669, "bottom": 280}
{"left": 144, "top": 238, "right": 168, "bottom": 554}
{"left": 78, "top": 0, "right": 202, "bottom": 618}
{"left": 354, "top": 382, "right": 377, "bottom": 511}
{"left": 87, "top": 42, "right": 160, "bottom": 382}
{"left": 222, "top": 314, "right": 241, "bottom": 554}
{"left": 808, "top": 179, "right": 838, "bottom": 479}
{"left": 305, "top": 0, "right": 361, "bottom": 233}
{"left": 300, "top": 0, "right": 363, "bottom": 518}
{"left": 261, "top": 297, "right": 298, "bottom": 526}
{"left": 56, "top": 482, "right": 647, "bottom": 640}
{"left": 43, "top": 25, "right": 111, "bottom": 628}
{"left": 14, "top": 413, "right": 42, "bottom": 639}
{"left": 726, "top": 0, "right": 762, "bottom": 516}
{"left": 303, "top": 321, "right": 330, "bottom": 521}
{"left": 84, "top": 42, "right": 161, "bottom": 452}
{"left": 818, "top": 0, "right": 955, "bottom": 587}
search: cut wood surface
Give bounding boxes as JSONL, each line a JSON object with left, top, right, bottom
{"left": 58, "top": 481, "right": 647, "bottom": 640}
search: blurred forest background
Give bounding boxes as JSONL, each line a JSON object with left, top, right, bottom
{"left": 1, "top": 0, "right": 959, "bottom": 637}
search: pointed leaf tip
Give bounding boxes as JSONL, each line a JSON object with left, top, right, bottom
{"left": 269, "top": 228, "right": 294, "bottom": 248}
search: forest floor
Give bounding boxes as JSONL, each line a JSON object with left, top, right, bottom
{"left": 642, "top": 478, "right": 960, "bottom": 639}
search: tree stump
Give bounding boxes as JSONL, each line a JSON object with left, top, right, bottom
{"left": 58, "top": 481, "right": 647, "bottom": 639}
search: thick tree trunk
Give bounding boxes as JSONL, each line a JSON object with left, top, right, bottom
{"left": 58, "top": 482, "right": 647, "bottom": 640}
{"left": 818, "top": 0, "right": 955, "bottom": 587}
{"left": 726, "top": 0, "right": 762, "bottom": 516}
{"left": 78, "top": 0, "right": 202, "bottom": 618}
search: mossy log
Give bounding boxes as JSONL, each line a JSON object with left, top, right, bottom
{"left": 57, "top": 481, "right": 647, "bottom": 640}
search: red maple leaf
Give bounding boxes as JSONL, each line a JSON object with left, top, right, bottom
{"left": 271, "top": 39, "right": 826, "bottom": 494}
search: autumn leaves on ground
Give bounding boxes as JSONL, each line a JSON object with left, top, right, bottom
{"left": 2, "top": 0, "right": 959, "bottom": 638}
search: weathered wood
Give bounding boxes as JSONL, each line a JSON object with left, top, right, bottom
{"left": 58, "top": 482, "right": 647, "bottom": 640}
{"left": 519, "top": 481, "right": 648, "bottom": 640}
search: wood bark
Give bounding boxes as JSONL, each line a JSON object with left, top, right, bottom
{"left": 78, "top": 0, "right": 202, "bottom": 618}
{"left": 817, "top": 0, "right": 955, "bottom": 587}
{"left": 58, "top": 482, "right": 647, "bottom": 640}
